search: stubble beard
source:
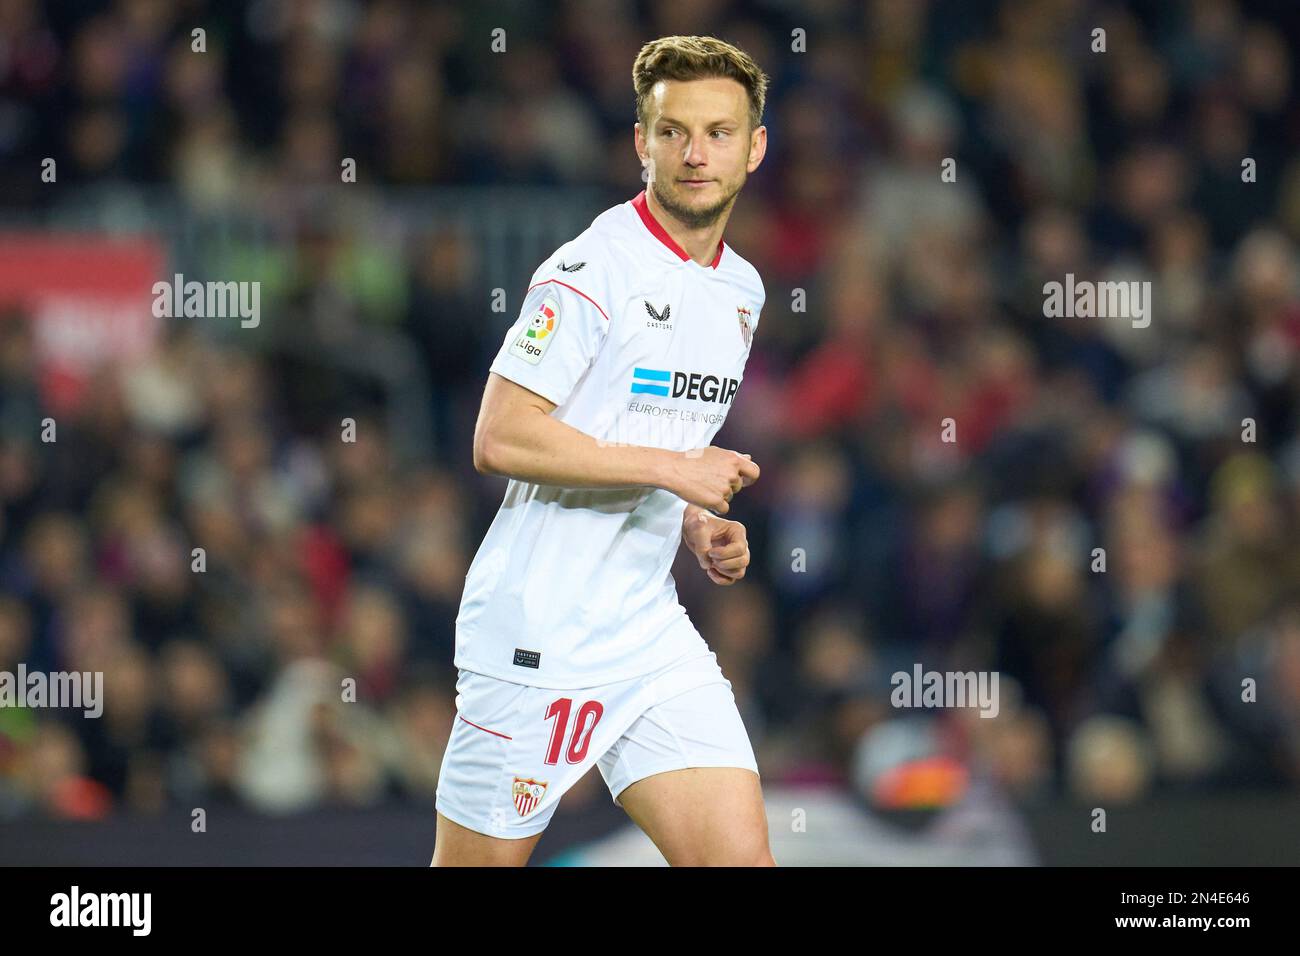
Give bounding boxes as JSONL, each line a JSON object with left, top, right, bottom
{"left": 649, "top": 172, "right": 744, "bottom": 230}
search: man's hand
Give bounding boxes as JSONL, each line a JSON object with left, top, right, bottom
{"left": 682, "top": 505, "right": 750, "bottom": 585}
{"left": 662, "top": 447, "right": 760, "bottom": 514}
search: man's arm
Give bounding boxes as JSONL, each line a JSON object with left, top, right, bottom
{"left": 473, "top": 372, "right": 759, "bottom": 513}
{"left": 473, "top": 372, "right": 669, "bottom": 489}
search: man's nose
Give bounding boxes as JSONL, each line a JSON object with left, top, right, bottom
{"left": 683, "top": 134, "right": 707, "bottom": 166}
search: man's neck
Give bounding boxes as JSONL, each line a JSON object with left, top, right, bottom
{"left": 646, "top": 188, "right": 730, "bottom": 267}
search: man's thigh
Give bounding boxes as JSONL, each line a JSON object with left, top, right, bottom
{"left": 597, "top": 658, "right": 774, "bottom": 866}
{"left": 618, "top": 767, "right": 773, "bottom": 866}
{"left": 431, "top": 811, "right": 544, "bottom": 867}
{"left": 433, "top": 668, "right": 643, "bottom": 863}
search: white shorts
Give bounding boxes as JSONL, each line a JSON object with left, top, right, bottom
{"left": 434, "top": 649, "right": 759, "bottom": 838}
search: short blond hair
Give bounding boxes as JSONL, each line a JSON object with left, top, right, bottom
{"left": 633, "top": 35, "right": 769, "bottom": 133}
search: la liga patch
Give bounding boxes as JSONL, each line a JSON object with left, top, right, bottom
{"left": 510, "top": 293, "right": 561, "bottom": 365}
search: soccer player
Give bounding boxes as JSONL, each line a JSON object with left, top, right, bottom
{"left": 432, "top": 35, "right": 773, "bottom": 866}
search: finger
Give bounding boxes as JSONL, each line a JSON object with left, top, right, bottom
{"left": 710, "top": 523, "right": 744, "bottom": 545}
{"left": 711, "top": 554, "right": 749, "bottom": 573}
{"left": 717, "top": 551, "right": 747, "bottom": 573}
{"left": 707, "top": 567, "right": 737, "bottom": 585}
{"left": 708, "top": 541, "right": 747, "bottom": 561}
{"left": 738, "top": 457, "right": 760, "bottom": 485}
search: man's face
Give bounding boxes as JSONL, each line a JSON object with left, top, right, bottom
{"left": 636, "top": 77, "right": 765, "bottom": 230}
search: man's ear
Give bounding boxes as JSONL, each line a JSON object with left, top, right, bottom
{"left": 747, "top": 124, "right": 767, "bottom": 173}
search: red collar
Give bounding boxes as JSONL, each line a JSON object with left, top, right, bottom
{"left": 631, "top": 190, "right": 724, "bottom": 269}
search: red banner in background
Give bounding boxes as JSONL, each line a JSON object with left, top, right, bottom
{"left": 0, "top": 235, "right": 166, "bottom": 414}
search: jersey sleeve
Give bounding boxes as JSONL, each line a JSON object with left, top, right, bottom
{"left": 488, "top": 278, "right": 610, "bottom": 407}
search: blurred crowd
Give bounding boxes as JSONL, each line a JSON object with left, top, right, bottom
{"left": 3, "top": 0, "right": 1300, "bottom": 825}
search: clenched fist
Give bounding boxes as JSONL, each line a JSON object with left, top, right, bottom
{"left": 663, "top": 446, "right": 760, "bottom": 515}
{"left": 682, "top": 505, "right": 750, "bottom": 585}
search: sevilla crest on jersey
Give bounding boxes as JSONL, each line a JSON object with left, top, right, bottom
{"left": 737, "top": 305, "right": 753, "bottom": 348}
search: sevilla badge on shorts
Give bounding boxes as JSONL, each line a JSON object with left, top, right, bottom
{"left": 512, "top": 777, "right": 548, "bottom": 816}
{"left": 737, "top": 306, "right": 753, "bottom": 348}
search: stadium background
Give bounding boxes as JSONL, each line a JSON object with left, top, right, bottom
{"left": 1, "top": 0, "right": 1299, "bottom": 864}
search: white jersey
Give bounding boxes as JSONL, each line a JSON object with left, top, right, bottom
{"left": 454, "top": 189, "right": 765, "bottom": 688}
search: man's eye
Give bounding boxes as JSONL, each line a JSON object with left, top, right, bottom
{"left": 659, "top": 128, "right": 729, "bottom": 139}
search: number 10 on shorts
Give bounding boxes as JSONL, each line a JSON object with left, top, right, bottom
{"left": 544, "top": 698, "right": 604, "bottom": 764}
